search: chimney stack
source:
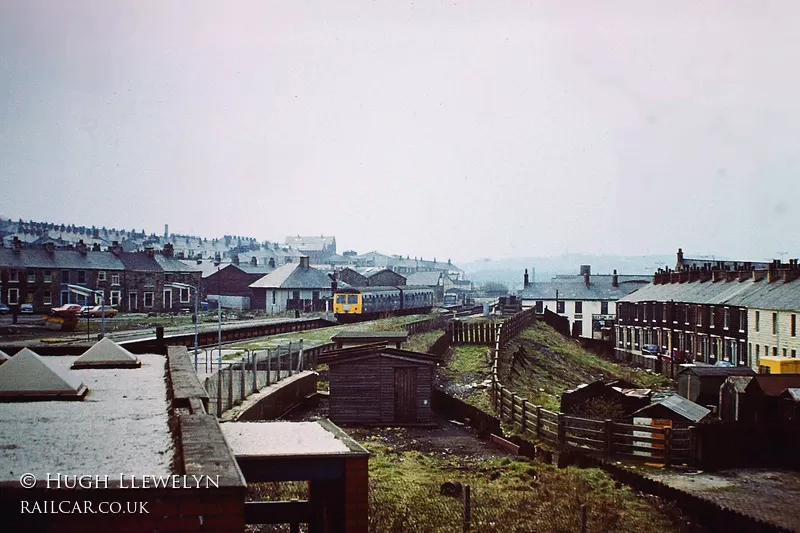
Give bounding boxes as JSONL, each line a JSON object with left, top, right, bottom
{"left": 91, "top": 242, "right": 101, "bottom": 252}
{"left": 612, "top": 269, "right": 619, "bottom": 287}
{"left": 213, "top": 252, "right": 221, "bottom": 266}
{"left": 300, "top": 256, "right": 310, "bottom": 268}
{"left": 109, "top": 241, "right": 122, "bottom": 256}
{"left": 44, "top": 241, "right": 55, "bottom": 255}
{"left": 232, "top": 254, "right": 240, "bottom": 266}
{"left": 77, "top": 239, "right": 87, "bottom": 255}
{"left": 677, "top": 248, "right": 684, "bottom": 269}
{"left": 162, "top": 243, "right": 174, "bottom": 258}
{"left": 580, "top": 265, "right": 591, "bottom": 286}
{"left": 250, "top": 256, "right": 258, "bottom": 266}
{"left": 524, "top": 269, "right": 529, "bottom": 289}
{"left": 12, "top": 236, "right": 22, "bottom": 253}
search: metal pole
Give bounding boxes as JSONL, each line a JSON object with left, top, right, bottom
{"left": 193, "top": 286, "right": 199, "bottom": 372}
{"left": 217, "top": 297, "right": 222, "bottom": 370}
{"left": 240, "top": 356, "right": 246, "bottom": 402}
{"left": 216, "top": 365, "right": 222, "bottom": 417}
{"left": 266, "top": 348, "right": 271, "bottom": 386}
{"left": 100, "top": 292, "right": 106, "bottom": 338}
{"left": 297, "top": 339, "right": 304, "bottom": 372}
{"left": 288, "top": 341, "right": 293, "bottom": 376}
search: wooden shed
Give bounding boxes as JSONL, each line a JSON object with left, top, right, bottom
{"left": 677, "top": 366, "right": 755, "bottom": 408}
{"left": 319, "top": 343, "right": 439, "bottom": 426}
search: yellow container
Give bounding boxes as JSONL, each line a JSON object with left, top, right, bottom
{"left": 759, "top": 355, "right": 800, "bottom": 374}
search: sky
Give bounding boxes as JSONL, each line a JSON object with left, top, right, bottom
{"left": 1, "top": 1, "right": 798, "bottom": 264}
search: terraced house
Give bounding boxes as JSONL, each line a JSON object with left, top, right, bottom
{"left": 0, "top": 238, "right": 200, "bottom": 314}
{"left": 617, "top": 256, "right": 800, "bottom": 370}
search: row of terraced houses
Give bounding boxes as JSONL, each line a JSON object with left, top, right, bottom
{"left": 0, "top": 238, "right": 201, "bottom": 313}
{"left": 616, "top": 249, "right": 800, "bottom": 371}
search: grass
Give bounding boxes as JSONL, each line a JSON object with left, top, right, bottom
{"left": 364, "top": 439, "right": 679, "bottom": 533}
{"left": 439, "top": 344, "right": 495, "bottom": 412}
{"left": 500, "top": 322, "right": 673, "bottom": 410}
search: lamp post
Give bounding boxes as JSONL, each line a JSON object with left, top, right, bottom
{"left": 165, "top": 282, "right": 199, "bottom": 372}
{"left": 67, "top": 284, "right": 107, "bottom": 338}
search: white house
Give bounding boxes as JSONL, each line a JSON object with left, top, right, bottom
{"left": 249, "top": 256, "right": 333, "bottom": 314}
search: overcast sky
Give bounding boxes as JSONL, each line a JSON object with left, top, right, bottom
{"left": 1, "top": 1, "right": 797, "bottom": 263}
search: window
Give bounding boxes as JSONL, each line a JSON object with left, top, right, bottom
{"left": 347, "top": 295, "right": 358, "bottom": 304}
{"left": 26, "top": 293, "right": 34, "bottom": 304}
{"left": 709, "top": 306, "right": 714, "bottom": 328}
{"left": 44, "top": 271, "right": 52, "bottom": 283}
{"left": 292, "top": 291, "right": 301, "bottom": 300}
{"left": 336, "top": 295, "right": 346, "bottom": 304}
{"left": 697, "top": 305, "right": 703, "bottom": 326}
{"left": 792, "top": 314, "right": 797, "bottom": 337}
{"left": 557, "top": 301, "right": 565, "bottom": 313}
{"left": 272, "top": 291, "right": 276, "bottom": 304}
{"left": 111, "top": 273, "right": 120, "bottom": 286}
{"left": 574, "top": 301, "right": 583, "bottom": 314}
{"left": 740, "top": 309, "right": 746, "bottom": 332}
{"left": 27, "top": 270, "right": 35, "bottom": 283}
{"left": 43, "top": 292, "right": 52, "bottom": 305}
{"left": 772, "top": 313, "right": 778, "bottom": 335}
{"left": 144, "top": 292, "right": 154, "bottom": 308}
{"left": 98, "top": 271, "right": 107, "bottom": 282}
{"left": 77, "top": 270, "right": 86, "bottom": 284}
{"left": 61, "top": 270, "right": 70, "bottom": 283}
{"left": 724, "top": 308, "right": 730, "bottom": 329}
{"left": 600, "top": 301, "right": 608, "bottom": 314}
{"left": 756, "top": 345, "right": 760, "bottom": 357}
{"left": 773, "top": 347, "right": 778, "bottom": 357}
{"left": 110, "top": 291, "right": 121, "bottom": 306}
{"left": 574, "top": 320, "right": 583, "bottom": 335}
{"left": 61, "top": 291, "right": 69, "bottom": 305}
{"left": 755, "top": 311, "right": 760, "bottom": 332}
{"left": 8, "top": 288, "right": 19, "bottom": 304}
{"left": 180, "top": 288, "right": 190, "bottom": 303}
{"left": 793, "top": 349, "right": 797, "bottom": 358}
{"left": 144, "top": 275, "right": 155, "bottom": 287}
{"left": 9, "top": 270, "right": 18, "bottom": 283}
{"left": 783, "top": 348, "right": 788, "bottom": 357}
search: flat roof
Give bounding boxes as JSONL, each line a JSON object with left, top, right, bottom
{"left": 221, "top": 420, "right": 368, "bottom": 458}
{"left": 330, "top": 331, "right": 408, "bottom": 340}
{"left": 0, "top": 354, "right": 173, "bottom": 480}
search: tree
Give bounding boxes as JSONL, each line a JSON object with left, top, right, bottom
{"left": 481, "top": 282, "right": 509, "bottom": 296}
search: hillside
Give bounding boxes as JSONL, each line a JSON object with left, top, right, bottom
{"left": 499, "top": 322, "right": 672, "bottom": 411}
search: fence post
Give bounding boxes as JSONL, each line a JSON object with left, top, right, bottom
{"left": 689, "top": 425, "right": 698, "bottom": 469}
{"left": 557, "top": 413, "right": 565, "bottom": 448}
{"left": 266, "top": 348, "right": 271, "bottom": 386}
{"left": 580, "top": 504, "right": 587, "bottom": 533}
{"left": 462, "top": 484, "right": 471, "bottom": 533}
{"left": 216, "top": 365, "right": 222, "bottom": 417}
{"left": 252, "top": 351, "right": 258, "bottom": 394}
{"left": 536, "top": 405, "right": 542, "bottom": 438}
{"left": 227, "top": 365, "right": 233, "bottom": 411}
{"left": 664, "top": 427, "right": 673, "bottom": 467}
{"left": 521, "top": 399, "right": 528, "bottom": 433}
{"left": 240, "top": 357, "right": 246, "bottom": 403}
{"left": 604, "top": 419, "right": 613, "bottom": 457}
{"left": 297, "top": 339, "right": 304, "bottom": 372}
{"left": 288, "top": 342, "right": 293, "bottom": 376}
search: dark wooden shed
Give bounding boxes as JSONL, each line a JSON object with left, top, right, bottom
{"left": 677, "top": 366, "right": 755, "bottom": 408}
{"left": 319, "top": 343, "right": 439, "bottom": 426}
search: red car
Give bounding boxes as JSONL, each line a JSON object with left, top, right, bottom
{"left": 50, "top": 304, "right": 83, "bottom": 317}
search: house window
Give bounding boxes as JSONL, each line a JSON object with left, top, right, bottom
{"left": 180, "top": 288, "right": 190, "bottom": 303}
{"left": 793, "top": 349, "right": 797, "bottom": 358}
{"left": 574, "top": 301, "right": 583, "bottom": 314}
{"left": 9, "top": 270, "right": 18, "bottom": 283}
{"left": 77, "top": 270, "right": 86, "bottom": 284}
{"left": 144, "top": 275, "right": 155, "bottom": 287}
{"left": 739, "top": 309, "right": 746, "bottom": 332}
{"left": 44, "top": 271, "right": 52, "bottom": 283}
{"left": 792, "top": 314, "right": 796, "bottom": 337}
{"left": 756, "top": 345, "right": 760, "bottom": 357}
{"left": 26, "top": 293, "right": 34, "bottom": 304}
{"left": 697, "top": 305, "right": 703, "bottom": 326}
{"left": 27, "top": 270, "right": 35, "bottom": 283}
{"left": 600, "top": 301, "right": 608, "bottom": 314}
{"left": 98, "top": 271, "right": 107, "bottom": 282}
{"left": 61, "top": 270, "right": 70, "bottom": 283}
{"left": 557, "top": 301, "right": 565, "bottom": 313}
{"left": 272, "top": 291, "right": 276, "bottom": 305}
{"left": 110, "top": 291, "right": 121, "bottom": 307}
{"left": 772, "top": 313, "right": 778, "bottom": 335}
{"left": 783, "top": 348, "right": 788, "bottom": 357}
{"left": 755, "top": 311, "right": 760, "bottom": 332}
{"left": 773, "top": 347, "right": 778, "bottom": 357}
{"left": 43, "top": 292, "right": 52, "bottom": 305}
{"left": 111, "top": 273, "right": 120, "bottom": 286}
{"left": 8, "top": 288, "right": 19, "bottom": 304}
{"left": 724, "top": 308, "right": 730, "bottom": 329}
{"left": 709, "top": 306, "right": 714, "bottom": 328}
{"left": 144, "top": 292, "right": 154, "bottom": 308}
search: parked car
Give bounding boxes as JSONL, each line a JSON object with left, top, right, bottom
{"left": 20, "top": 303, "right": 35, "bottom": 314}
{"left": 642, "top": 344, "right": 660, "bottom": 355}
{"left": 86, "top": 305, "right": 119, "bottom": 318}
{"left": 665, "top": 348, "right": 692, "bottom": 364}
{"left": 50, "top": 303, "right": 83, "bottom": 316}
{"left": 0, "top": 303, "right": 9, "bottom": 314}
{"left": 78, "top": 306, "right": 92, "bottom": 317}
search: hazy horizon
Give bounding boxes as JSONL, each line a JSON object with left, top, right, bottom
{"left": 2, "top": 1, "right": 798, "bottom": 264}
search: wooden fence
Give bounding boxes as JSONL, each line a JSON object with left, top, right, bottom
{"left": 404, "top": 314, "right": 449, "bottom": 335}
{"left": 448, "top": 320, "right": 497, "bottom": 345}
{"left": 490, "top": 310, "right": 695, "bottom": 467}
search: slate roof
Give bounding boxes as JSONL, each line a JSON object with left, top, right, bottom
{"left": 236, "top": 264, "right": 274, "bottom": 275}
{"left": 249, "top": 263, "right": 332, "bottom": 290}
{"left": 285, "top": 236, "right": 335, "bottom": 250}
{"left": 406, "top": 271, "right": 443, "bottom": 286}
{"left": 519, "top": 276, "right": 649, "bottom": 301}
{"left": 618, "top": 277, "right": 800, "bottom": 312}
{"left": 749, "top": 375, "right": 800, "bottom": 397}
{"left": 0, "top": 248, "right": 126, "bottom": 270}
{"left": 155, "top": 254, "right": 202, "bottom": 272}
{"left": 632, "top": 394, "right": 711, "bottom": 423}
{"left": 117, "top": 252, "right": 161, "bottom": 272}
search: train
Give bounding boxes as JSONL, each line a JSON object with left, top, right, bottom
{"left": 333, "top": 285, "right": 435, "bottom": 322}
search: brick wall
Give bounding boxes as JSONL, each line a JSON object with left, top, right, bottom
{"left": 344, "top": 456, "right": 369, "bottom": 533}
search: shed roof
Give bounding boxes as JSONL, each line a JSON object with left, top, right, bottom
{"left": 724, "top": 375, "right": 754, "bottom": 393}
{"left": 783, "top": 389, "right": 800, "bottom": 402}
{"left": 318, "top": 343, "right": 441, "bottom": 365}
{"left": 405, "top": 271, "right": 443, "bottom": 286}
{"left": 748, "top": 375, "right": 800, "bottom": 397}
{"left": 678, "top": 366, "right": 756, "bottom": 377}
{"left": 632, "top": 394, "right": 711, "bottom": 423}
{"left": 330, "top": 331, "right": 409, "bottom": 342}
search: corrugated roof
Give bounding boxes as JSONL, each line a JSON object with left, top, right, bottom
{"left": 249, "top": 263, "right": 332, "bottom": 289}
{"left": 633, "top": 394, "right": 711, "bottom": 422}
{"left": 619, "top": 277, "right": 800, "bottom": 312}
{"left": 406, "top": 271, "right": 443, "bottom": 286}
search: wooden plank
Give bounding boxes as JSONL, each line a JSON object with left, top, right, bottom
{"left": 612, "top": 451, "right": 664, "bottom": 462}
{"left": 564, "top": 425, "right": 605, "bottom": 439}
{"left": 562, "top": 415, "right": 606, "bottom": 429}
{"left": 613, "top": 422, "right": 666, "bottom": 434}
{"left": 612, "top": 433, "right": 668, "bottom": 444}
{"left": 613, "top": 442, "right": 667, "bottom": 455}
{"left": 565, "top": 435, "right": 605, "bottom": 450}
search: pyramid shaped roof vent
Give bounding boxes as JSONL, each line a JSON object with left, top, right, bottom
{"left": 72, "top": 338, "right": 141, "bottom": 369}
{"left": 0, "top": 348, "right": 88, "bottom": 401}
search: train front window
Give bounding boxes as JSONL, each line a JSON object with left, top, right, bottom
{"left": 336, "top": 295, "right": 346, "bottom": 304}
{"left": 347, "top": 295, "right": 358, "bottom": 304}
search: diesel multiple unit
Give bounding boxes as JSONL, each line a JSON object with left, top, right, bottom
{"left": 333, "top": 286, "right": 435, "bottom": 322}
